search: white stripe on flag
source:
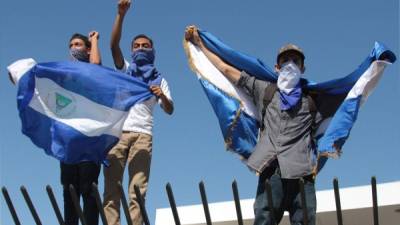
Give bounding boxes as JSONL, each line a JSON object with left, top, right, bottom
{"left": 29, "top": 77, "right": 127, "bottom": 137}
{"left": 346, "top": 60, "right": 390, "bottom": 105}
{"left": 188, "top": 43, "right": 259, "bottom": 120}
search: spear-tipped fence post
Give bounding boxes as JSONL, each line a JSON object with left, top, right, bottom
{"left": 92, "top": 183, "right": 108, "bottom": 225}
{"left": 232, "top": 180, "right": 244, "bottom": 225}
{"left": 199, "top": 181, "right": 212, "bottom": 225}
{"left": 166, "top": 183, "right": 181, "bottom": 225}
{"left": 2, "top": 186, "right": 21, "bottom": 225}
{"left": 117, "top": 181, "right": 133, "bottom": 225}
{"left": 69, "top": 184, "right": 87, "bottom": 225}
{"left": 333, "top": 178, "right": 343, "bottom": 225}
{"left": 133, "top": 184, "right": 150, "bottom": 225}
{"left": 46, "top": 185, "right": 65, "bottom": 225}
{"left": 20, "top": 186, "right": 42, "bottom": 225}
{"left": 371, "top": 176, "right": 379, "bottom": 225}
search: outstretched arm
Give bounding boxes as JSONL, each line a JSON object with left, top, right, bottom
{"left": 185, "top": 25, "right": 241, "bottom": 83}
{"left": 88, "top": 31, "right": 101, "bottom": 65}
{"left": 111, "top": 0, "right": 131, "bottom": 69}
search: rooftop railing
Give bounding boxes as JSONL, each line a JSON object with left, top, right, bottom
{"left": 2, "top": 177, "right": 382, "bottom": 225}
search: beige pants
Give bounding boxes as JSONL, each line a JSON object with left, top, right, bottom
{"left": 103, "top": 132, "right": 152, "bottom": 225}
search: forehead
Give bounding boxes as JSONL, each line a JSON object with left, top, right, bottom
{"left": 279, "top": 50, "right": 303, "bottom": 59}
{"left": 70, "top": 38, "right": 85, "bottom": 44}
{"left": 133, "top": 37, "right": 152, "bottom": 47}
{"left": 278, "top": 51, "right": 304, "bottom": 65}
{"left": 133, "top": 37, "right": 151, "bottom": 44}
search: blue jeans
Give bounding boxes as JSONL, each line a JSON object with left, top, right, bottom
{"left": 253, "top": 164, "right": 316, "bottom": 225}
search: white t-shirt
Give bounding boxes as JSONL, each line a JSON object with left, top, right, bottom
{"left": 118, "top": 60, "right": 173, "bottom": 135}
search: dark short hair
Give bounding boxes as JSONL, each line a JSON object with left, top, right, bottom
{"left": 131, "top": 34, "right": 154, "bottom": 49}
{"left": 69, "top": 33, "right": 91, "bottom": 48}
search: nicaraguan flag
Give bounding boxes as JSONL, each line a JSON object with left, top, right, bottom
{"left": 184, "top": 30, "right": 396, "bottom": 172}
{"left": 8, "top": 59, "right": 153, "bottom": 164}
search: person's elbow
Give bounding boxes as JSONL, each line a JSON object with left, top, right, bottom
{"left": 110, "top": 47, "right": 124, "bottom": 69}
{"left": 221, "top": 66, "right": 240, "bottom": 83}
{"left": 164, "top": 101, "right": 174, "bottom": 115}
{"left": 165, "top": 103, "right": 174, "bottom": 115}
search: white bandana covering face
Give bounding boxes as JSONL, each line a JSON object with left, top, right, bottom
{"left": 277, "top": 61, "right": 302, "bottom": 94}
{"left": 7, "top": 58, "right": 37, "bottom": 84}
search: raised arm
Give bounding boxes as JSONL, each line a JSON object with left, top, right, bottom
{"left": 88, "top": 31, "right": 101, "bottom": 65}
{"left": 185, "top": 25, "right": 241, "bottom": 83}
{"left": 110, "top": 0, "right": 131, "bottom": 69}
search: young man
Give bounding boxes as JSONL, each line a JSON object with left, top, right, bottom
{"left": 185, "top": 26, "right": 318, "bottom": 225}
{"left": 103, "top": 1, "right": 174, "bottom": 225}
{"left": 61, "top": 31, "right": 102, "bottom": 225}
{"left": 69, "top": 32, "right": 101, "bottom": 65}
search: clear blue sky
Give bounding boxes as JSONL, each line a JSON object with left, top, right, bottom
{"left": 1, "top": 0, "right": 399, "bottom": 224}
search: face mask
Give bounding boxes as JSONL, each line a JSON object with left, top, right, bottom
{"left": 69, "top": 48, "right": 89, "bottom": 62}
{"left": 277, "top": 61, "right": 302, "bottom": 94}
{"left": 131, "top": 48, "right": 155, "bottom": 66}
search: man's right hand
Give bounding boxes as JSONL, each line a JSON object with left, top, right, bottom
{"left": 118, "top": 0, "right": 131, "bottom": 16}
{"left": 185, "top": 25, "right": 202, "bottom": 47}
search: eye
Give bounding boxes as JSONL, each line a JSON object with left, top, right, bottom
{"left": 282, "top": 57, "right": 290, "bottom": 63}
{"left": 294, "top": 57, "right": 303, "bottom": 66}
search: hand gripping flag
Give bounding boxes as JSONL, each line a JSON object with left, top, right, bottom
{"left": 8, "top": 59, "right": 153, "bottom": 164}
{"left": 183, "top": 30, "right": 396, "bottom": 173}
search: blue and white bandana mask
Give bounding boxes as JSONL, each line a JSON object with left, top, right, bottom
{"left": 129, "top": 49, "right": 162, "bottom": 86}
{"left": 131, "top": 48, "right": 155, "bottom": 66}
{"left": 69, "top": 48, "right": 89, "bottom": 62}
{"left": 277, "top": 61, "right": 302, "bottom": 110}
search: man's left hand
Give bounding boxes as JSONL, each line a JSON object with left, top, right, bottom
{"left": 89, "top": 31, "right": 99, "bottom": 42}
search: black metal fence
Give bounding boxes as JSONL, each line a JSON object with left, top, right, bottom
{"left": 2, "top": 177, "right": 382, "bottom": 225}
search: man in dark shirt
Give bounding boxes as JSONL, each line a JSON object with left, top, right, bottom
{"left": 186, "top": 25, "right": 319, "bottom": 225}
{"left": 62, "top": 31, "right": 102, "bottom": 225}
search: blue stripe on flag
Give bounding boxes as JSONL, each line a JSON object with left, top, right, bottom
{"left": 31, "top": 61, "right": 152, "bottom": 111}
{"left": 199, "top": 30, "right": 396, "bottom": 95}
{"left": 229, "top": 110, "right": 259, "bottom": 158}
{"left": 20, "top": 106, "right": 119, "bottom": 164}
{"left": 317, "top": 96, "right": 362, "bottom": 153}
{"left": 199, "top": 31, "right": 278, "bottom": 82}
{"left": 199, "top": 78, "right": 258, "bottom": 158}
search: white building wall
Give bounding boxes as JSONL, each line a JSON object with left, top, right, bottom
{"left": 155, "top": 181, "right": 400, "bottom": 225}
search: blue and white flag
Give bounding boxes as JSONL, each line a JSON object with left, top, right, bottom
{"left": 8, "top": 59, "right": 153, "bottom": 164}
{"left": 184, "top": 30, "right": 396, "bottom": 172}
